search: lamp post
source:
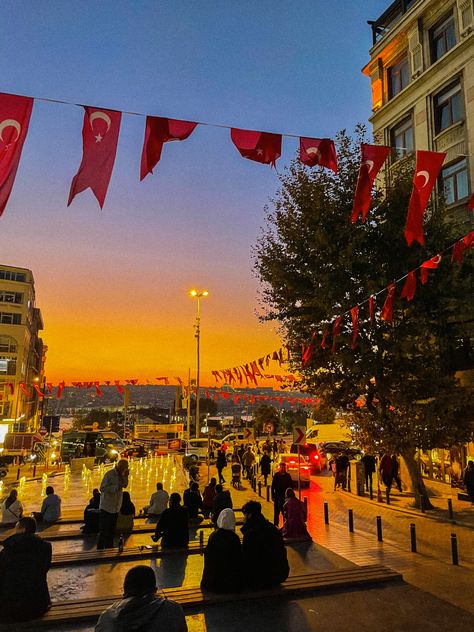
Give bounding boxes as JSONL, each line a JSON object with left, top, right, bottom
{"left": 189, "top": 289, "right": 208, "bottom": 438}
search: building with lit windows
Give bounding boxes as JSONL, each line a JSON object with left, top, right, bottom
{"left": 363, "top": 0, "right": 473, "bottom": 223}
{"left": 0, "top": 265, "right": 45, "bottom": 435}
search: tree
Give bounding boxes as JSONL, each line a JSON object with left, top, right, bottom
{"left": 253, "top": 404, "right": 280, "bottom": 435}
{"left": 254, "top": 127, "right": 474, "bottom": 508}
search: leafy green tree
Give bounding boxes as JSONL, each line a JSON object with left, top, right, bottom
{"left": 253, "top": 404, "right": 280, "bottom": 434}
{"left": 254, "top": 127, "right": 473, "bottom": 507}
{"left": 280, "top": 408, "right": 307, "bottom": 432}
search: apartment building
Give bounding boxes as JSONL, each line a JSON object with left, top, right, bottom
{"left": 0, "top": 265, "right": 45, "bottom": 432}
{"left": 363, "top": 0, "right": 473, "bottom": 225}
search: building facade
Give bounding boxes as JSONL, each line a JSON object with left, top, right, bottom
{"left": 364, "top": 0, "right": 473, "bottom": 225}
{"left": 0, "top": 265, "right": 45, "bottom": 434}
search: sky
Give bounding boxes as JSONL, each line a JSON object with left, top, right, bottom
{"left": 0, "top": 0, "right": 389, "bottom": 386}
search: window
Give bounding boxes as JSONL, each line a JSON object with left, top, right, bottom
{"left": 441, "top": 159, "right": 469, "bottom": 205}
{"left": 388, "top": 54, "right": 409, "bottom": 98}
{"left": 434, "top": 83, "right": 462, "bottom": 133}
{"left": 0, "top": 291, "right": 22, "bottom": 304}
{"left": 0, "top": 336, "right": 17, "bottom": 353}
{"left": 390, "top": 116, "right": 414, "bottom": 160}
{"left": 431, "top": 14, "right": 456, "bottom": 62}
{"left": 0, "top": 270, "right": 26, "bottom": 282}
{"left": 0, "top": 313, "right": 21, "bottom": 325}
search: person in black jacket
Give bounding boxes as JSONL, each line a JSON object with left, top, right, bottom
{"left": 183, "top": 481, "right": 204, "bottom": 521}
{"left": 216, "top": 448, "right": 227, "bottom": 484}
{"left": 241, "top": 500, "right": 289, "bottom": 589}
{"left": 210, "top": 484, "right": 233, "bottom": 524}
{"left": 152, "top": 492, "right": 189, "bottom": 548}
{"left": 0, "top": 516, "right": 52, "bottom": 623}
{"left": 271, "top": 462, "right": 293, "bottom": 526}
{"left": 260, "top": 451, "right": 272, "bottom": 486}
{"left": 201, "top": 508, "right": 243, "bottom": 593}
{"left": 82, "top": 488, "right": 101, "bottom": 534}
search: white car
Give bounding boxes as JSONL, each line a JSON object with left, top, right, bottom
{"left": 184, "top": 438, "right": 220, "bottom": 461}
{"left": 275, "top": 453, "right": 311, "bottom": 487}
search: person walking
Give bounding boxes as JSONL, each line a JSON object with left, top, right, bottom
{"left": 97, "top": 459, "right": 129, "bottom": 549}
{"left": 463, "top": 460, "right": 474, "bottom": 504}
{"left": 271, "top": 462, "right": 293, "bottom": 526}
{"left": 241, "top": 500, "right": 289, "bottom": 589}
{"left": 1, "top": 489, "right": 23, "bottom": 526}
{"left": 391, "top": 455, "right": 402, "bottom": 492}
{"left": 201, "top": 508, "right": 243, "bottom": 593}
{"left": 152, "top": 492, "right": 189, "bottom": 548}
{"left": 95, "top": 565, "right": 187, "bottom": 632}
{"left": 0, "top": 517, "right": 52, "bottom": 623}
{"left": 202, "top": 477, "right": 217, "bottom": 517}
{"left": 144, "top": 482, "right": 169, "bottom": 518}
{"left": 242, "top": 446, "right": 256, "bottom": 480}
{"left": 216, "top": 448, "right": 227, "bottom": 485}
{"left": 361, "top": 453, "right": 376, "bottom": 494}
{"left": 260, "top": 450, "right": 272, "bottom": 486}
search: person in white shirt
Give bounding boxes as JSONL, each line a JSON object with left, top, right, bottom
{"left": 1, "top": 490, "right": 23, "bottom": 526}
{"left": 145, "top": 482, "right": 169, "bottom": 518}
{"left": 40, "top": 486, "right": 61, "bottom": 523}
{"left": 97, "top": 459, "right": 129, "bottom": 549}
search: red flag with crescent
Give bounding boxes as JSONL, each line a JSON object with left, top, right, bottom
{"left": 351, "top": 143, "right": 391, "bottom": 222}
{"left": 300, "top": 138, "right": 338, "bottom": 173}
{"left": 68, "top": 106, "right": 122, "bottom": 209}
{"left": 350, "top": 306, "right": 359, "bottom": 349}
{"left": 404, "top": 151, "right": 446, "bottom": 246}
{"left": 380, "top": 284, "right": 396, "bottom": 323}
{"left": 452, "top": 231, "right": 474, "bottom": 265}
{"left": 140, "top": 117, "right": 197, "bottom": 180}
{"left": 400, "top": 270, "right": 417, "bottom": 301}
{"left": 0, "top": 93, "right": 34, "bottom": 217}
{"left": 420, "top": 254, "right": 441, "bottom": 284}
{"left": 230, "top": 128, "right": 281, "bottom": 167}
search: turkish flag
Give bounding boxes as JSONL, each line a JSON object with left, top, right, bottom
{"left": 404, "top": 151, "right": 446, "bottom": 246}
{"left": 400, "top": 270, "right": 417, "bottom": 301}
{"left": 300, "top": 137, "right": 338, "bottom": 173}
{"left": 230, "top": 128, "right": 281, "bottom": 166}
{"left": 331, "top": 316, "right": 343, "bottom": 352}
{"left": 140, "top": 117, "right": 197, "bottom": 180}
{"left": 452, "top": 231, "right": 474, "bottom": 265}
{"left": 420, "top": 254, "right": 441, "bottom": 284}
{"left": 0, "top": 93, "right": 34, "bottom": 217}
{"left": 68, "top": 106, "right": 122, "bottom": 208}
{"left": 380, "top": 284, "right": 396, "bottom": 323}
{"left": 350, "top": 306, "right": 359, "bottom": 349}
{"left": 351, "top": 143, "right": 391, "bottom": 222}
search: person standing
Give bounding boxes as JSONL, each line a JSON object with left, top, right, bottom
{"left": 1, "top": 489, "right": 23, "bottom": 526}
{"left": 260, "top": 451, "right": 272, "bottom": 486}
{"left": 216, "top": 448, "right": 227, "bottom": 485}
{"left": 379, "top": 453, "right": 393, "bottom": 489}
{"left": 391, "top": 455, "right": 402, "bottom": 492}
{"left": 281, "top": 488, "right": 310, "bottom": 540}
{"left": 242, "top": 446, "right": 256, "bottom": 480}
{"left": 241, "top": 500, "right": 289, "bottom": 589}
{"left": 463, "top": 460, "right": 474, "bottom": 504}
{"left": 361, "top": 453, "right": 376, "bottom": 494}
{"left": 271, "top": 462, "right": 293, "bottom": 526}
{"left": 0, "top": 517, "right": 52, "bottom": 623}
{"left": 97, "top": 459, "right": 129, "bottom": 549}
{"left": 202, "top": 477, "right": 217, "bottom": 517}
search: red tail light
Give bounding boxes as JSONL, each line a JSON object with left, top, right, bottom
{"left": 312, "top": 454, "right": 319, "bottom": 461}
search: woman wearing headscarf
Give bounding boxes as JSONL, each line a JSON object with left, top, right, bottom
{"left": 201, "top": 508, "right": 243, "bottom": 592}
{"left": 115, "top": 491, "right": 136, "bottom": 535}
{"left": 281, "top": 488, "right": 311, "bottom": 540}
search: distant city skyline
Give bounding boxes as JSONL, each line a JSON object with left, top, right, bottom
{"left": 0, "top": 0, "right": 390, "bottom": 385}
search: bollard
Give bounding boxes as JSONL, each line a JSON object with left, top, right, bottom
{"left": 369, "top": 487, "right": 373, "bottom": 501}
{"left": 450, "top": 533, "right": 459, "bottom": 565}
{"left": 199, "top": 530, "right": 204, "bottom": 548}
{"left": 376, "top": 515, "right": 383, "bottom": 542}
{"left": 16, "top": 467, "right": 20, "bottom": 481}
{"left": 348, "top": 509, "right": 354, "bottom": 533}
{"left": 410, "top": 523, "right": 417, "bottom": 553}
{"left": 385, "top": 488, "right": 390, "bottom": 505}
{"left": 33, "top": 464, "right": 36, "bottom": 477}
{"left": 447, "top": 498, "right": 454, "bottom": 520}
{"left": 258, "top": 481, "right": 262, "bottom": 497}
{"left": 266, "top": 485, "right": 270, "bottom": 502}
{"left": 324, "top": 502, "right": 329, "bottom": 525}
{"left": 303, "top": 497, "right": 308, "bottom": 513}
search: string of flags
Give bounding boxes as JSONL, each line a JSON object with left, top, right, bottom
{"left": 204, "top": 388, "right": 318, "bottom": 408}
{"left": 211, "top": 348, "right": 299, "bottom": 386}
{"left": 299, "top": 228, "right": 474, "bottom": 367}
{"left": 0, "top": 92, "right": 472, "bottom": 244}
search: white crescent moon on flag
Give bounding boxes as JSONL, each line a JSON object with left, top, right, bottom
{"left": 416, "top": 170, "right": 430, "bottom": 187}
{"left": 305, "top": 146, "right": 321, "bottom": 159}
{"left": 0, "top": 119, "right": 21, "bottom": 143}
{"left": 362, "top": 159, "right": 374, "bottom": 173}
{"left": 89, "top": 111, "right": 112, "bottom": 134}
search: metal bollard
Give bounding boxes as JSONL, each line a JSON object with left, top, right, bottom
{"left": 385, "top": 488, "right": 390, "bottom": 505}
{"left": 376, "top": 515, "right": 383, "bottom": 542}
{"left": 266, "top": 485, "right": 270, "bottom": 502}
{"left": 16, "top": 468, "right": 20, "bottom": 481}
{"left": 451, "top": 533, "right": 459, "bottom": 565}
{"left": 447, "top": 498, "right": 454, "bottom": 520}
{"left": 410, "top": 523, "right": 417, "bottom": 553}
{"left": 258, "top": 481, "right": 262, "bottom": 497}
{"left": 199, "top": 530, "right": 204, "bottom": 548}
{"left": 324, "top": 502, "right": 329, "bottom": 525}
{"left": 348, "top": 509, "right": 354, "bottom": 533}
{"left": 303, "top": 497, "right": 308, "bottom": 512}
{"left": 33, "top": 465, "right": 36, "bottom": 477}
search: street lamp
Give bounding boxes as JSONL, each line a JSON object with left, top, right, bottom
{"left": 189, "top": 289, "right": 208, "bottom": 438}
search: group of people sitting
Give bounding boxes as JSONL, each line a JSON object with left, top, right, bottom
{"left": 1, "top": 485, "right": 62, "bottom": 527}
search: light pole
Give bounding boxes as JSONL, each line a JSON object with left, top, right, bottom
{"left": 189, "top": 289, "right": 208, "bottom": 438}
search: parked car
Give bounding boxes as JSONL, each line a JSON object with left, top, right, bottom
{"left": 121, "top": 444, "right": 148, "bottom": 458}
{"left": 274, "top": 453, "right": 311, "bottom": 487}
{"left": 184, "top": 438, "right": 221, "bottom": 461}
{"left": 290, "top": 442, "right": 327, "bottom": 473}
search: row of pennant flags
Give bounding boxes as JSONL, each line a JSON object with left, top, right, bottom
{"left": 0, "top": 92, "right": 472, "bottom": 246}
{"left": 203, "top": 389, "right": 317, "bottom": 408}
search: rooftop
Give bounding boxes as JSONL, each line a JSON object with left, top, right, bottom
{"left": 368, "top": 0, "right": 421, "bottom": 45}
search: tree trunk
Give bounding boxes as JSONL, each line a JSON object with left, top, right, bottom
{"left": 401, "top": 451, "right": 434, "bottom": 510}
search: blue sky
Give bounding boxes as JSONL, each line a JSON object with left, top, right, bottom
{"left": 0, "top": 0, "right": 390, "bottom": 382}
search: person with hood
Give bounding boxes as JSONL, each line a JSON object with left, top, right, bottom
{"left": 82, "top": 488, "right": 101, "bottom": 534}
{"left": 1, "top": 489, "right": 23, "bottom": 526}
{"left": 152, "top": 492, "right": 189, "bottom": 548}
{"left": 98, "top": 459, "right": 129, "bottom": 549}
{"left": 281, "top": 488, "right": 310, "bottom": 540}
{"left": 95, "top": 565, "right": 187, "bottom": 632}
{"left": 211, "top": 484, "right": 233, "bottom": 524}
{"left": 0, "top": 516, "right": 52, "bottom": 623}
{"left": 241, "top": 500, "right": 289, "bottom": 589}
{"left": 201, "top": 508, "right": 243, "bottom": 593}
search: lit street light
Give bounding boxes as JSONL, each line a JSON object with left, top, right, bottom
{"left": 189, "top": 289, "right": 208, "bottom": 438}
